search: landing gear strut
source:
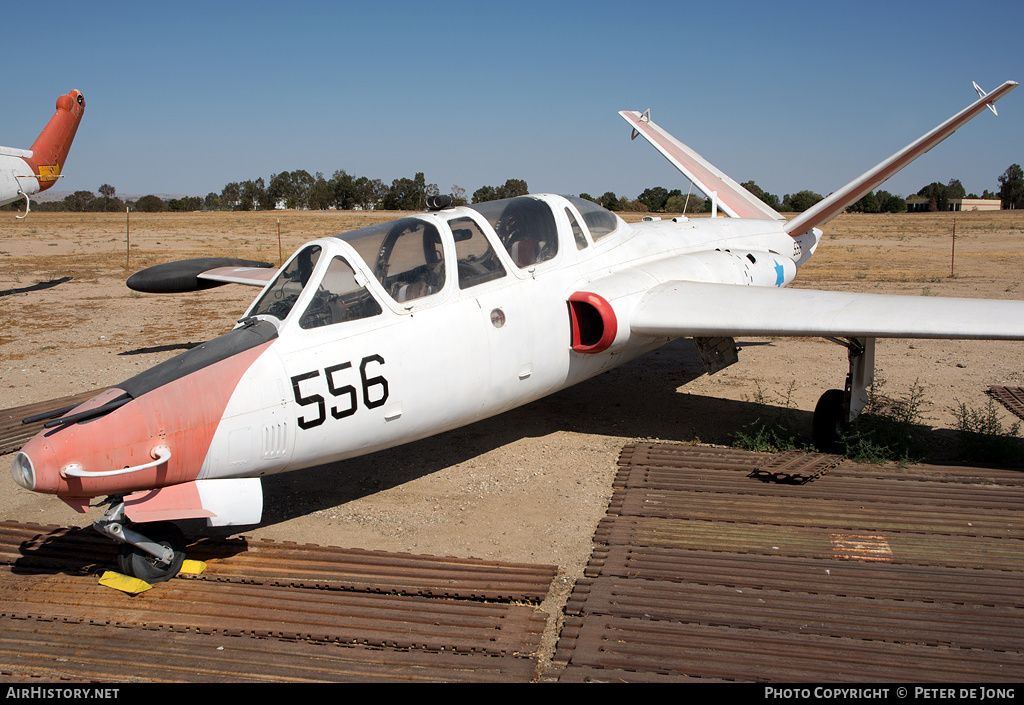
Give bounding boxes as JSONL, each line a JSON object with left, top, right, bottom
{"left": 812, "top": 336, "right": 876, "bottom": 453}
{"left": 93, "top": 498, "right": 186, "bottom": 583}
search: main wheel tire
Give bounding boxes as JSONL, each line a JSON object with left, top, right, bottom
{"left": 812, "top": 389, "right": 847, "bottom": 454}
{"left": 116, "top": 521, "right": 186, "bottom": 583}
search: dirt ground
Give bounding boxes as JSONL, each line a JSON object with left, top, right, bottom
{"left": 2, "top": 207, "right": 1023, "bottom": 663}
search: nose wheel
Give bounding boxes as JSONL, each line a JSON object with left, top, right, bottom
{"left": 93, "top": 499, "right": 187, "bottom": 583}
{"left": 115, "top": 521, "right": 186, "bottom": 583}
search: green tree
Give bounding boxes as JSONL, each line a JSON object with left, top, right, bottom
{"left": 62, "top": 190, "right": 95, "bottom": 211}
{"left": 364, "top": 178, "right": 387, "bottom": 210}
{"left": 598, "top": 192, "right": 621, "bottom": 211}
{"left": 220, "top": 182, "right": 241, "bottom": 210}
{"left": 472, "top": 184, "right": 498, "bottom": 203}
{"left": 307, "top": 173, "right": 333, "bottom": 210}
{"left": 849, "top": 191, "right": 880, "bottom": 213}
{"left": 97, "top": 183, "right": 117, "bottom": 211}
{"left": 267, "top": 170, "right": 294, "bottom": 208}
{"left": 637, "top": 186, "right": 669, "bottom": 212}
{"left": 135, "top": 194, "right": 165, "bottom": 212}
{"left": 665, "top": 193, "right": 710, "bottom": 213}
{"left": 740, "top": 181, "right": 779, "bottom": 209}
{"left": 237, "top": 178, "right": 268, "bottom": 210}
{"left": 917, "top": 181, "right": 952, "bottom": 211}
{"left": 291, "top": 170, "right": 315, "bottom": 208}
{"left": 382, "top": 172, "right": 434, "bottom": 210}
{"left": 496, "top": 178, "right": 528, "bottom": 200}
{"left": 330, "top": 169, "right": 357, "bottom": 209}
{"left": 167, "top": 196, "right": 202, "bottom": 212}
{"left": 784, "top": 190, "right": 824, "bottom": 212}
{"left": 999, "top": 164, "right": 1024, "bottom": 209}
{"left": 876, "top": 190, "right": 906, "bottom": 213}
{"left": 267, "top": 170, "right": 315, "bottom": 209}
{"left": 472, "top": 178, "right": 528, "bottom": 203}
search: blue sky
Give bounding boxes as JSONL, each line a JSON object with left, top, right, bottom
{"left": 3, "top": 0, "right": 1021, "bottom": 203}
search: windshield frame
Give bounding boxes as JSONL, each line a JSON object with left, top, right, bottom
{"left": 245, "top": 238, "right": 399, "bottom": 331}
{"left": 328, "top": 214, "right": 457, "bottom": 309}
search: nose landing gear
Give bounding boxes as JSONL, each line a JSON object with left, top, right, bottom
{"left": 93, "top": 498, "right": 186, "bottom": 583}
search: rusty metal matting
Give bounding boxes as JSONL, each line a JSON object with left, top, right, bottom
{"left": 0, "top": 389, "right": 106, "bottom": 456}
{"left": 749, "top": 449, "right": 843, "bottom": 484}
{"left": 988, "top": 385, "right": 1024, "bottom": 420}
{"left": 0, "top": 521, "right": 554, "bottom": 682}
{"left": 552, "top": 443, "right": 1024, "bottom": 683}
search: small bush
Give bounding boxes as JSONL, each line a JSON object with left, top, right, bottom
{"left": 732, "top": 382, "right": 806, "bottom": 453}
{"left": 839, "top": 379, "right": 930, "bottom": 464}
{"left": 952, "top": 399, "right": 1023, "bottom": 464}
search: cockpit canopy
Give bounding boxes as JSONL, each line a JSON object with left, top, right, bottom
{"left": 563, "top": 196, "right": 619, "bottom": 241}
{"left": 248, "top": 245, "right": 384, "bottom": 329}
{"left": 468, "top": 196, "right": 559, "bottom": 268}
{"left": 247, "top": 195, "right": 626, "bottom": 330}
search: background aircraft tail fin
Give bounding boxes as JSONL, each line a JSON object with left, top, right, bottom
{"left": 620, "top": 109, "right": 785, "bottom": 221}
{"left": 784, "top": 80, "right": 1017, "bottom": 237}
{"left": 25, "top": 90, "right": 85, "bottom": 192}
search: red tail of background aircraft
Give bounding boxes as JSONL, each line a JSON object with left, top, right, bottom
{"left": 0, "top": 90, "right": 85, "bottom": 216}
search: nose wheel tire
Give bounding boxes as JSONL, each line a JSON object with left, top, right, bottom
{"left": 116, "top": 521, "right": 186, "bottom": 583}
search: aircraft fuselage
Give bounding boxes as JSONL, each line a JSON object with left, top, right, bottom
{"left": 14, "top": 195, "right": 805, "bottom": 505}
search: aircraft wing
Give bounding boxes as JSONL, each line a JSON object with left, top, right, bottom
{"left": 619, "top": 109, "right": 785, "bottom": 221}
{"left": 630, "top": 281, "right": 1024, "bottom": 340}
{"left": 127, "top": 258, "right": 275, "bottom": 293}
{"left": 197, "top": 266, "right": 277, "bottom": 287}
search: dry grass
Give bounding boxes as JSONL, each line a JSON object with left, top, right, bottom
{"left": 4, "top": 207, "right": 1021, "bottom": 302}
{"left": 794, "top": 210, "right": 1024, "bottom": 296}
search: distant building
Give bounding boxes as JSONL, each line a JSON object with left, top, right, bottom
{"left": 953, "top": 198, "right": 1002, "bottom": 211}
{"left": 906, "top": 195, "right": 1002, "bottom": 212}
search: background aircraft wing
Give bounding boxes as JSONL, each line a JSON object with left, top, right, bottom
{"left": 619, "top": 109, "right": 785, "bottom": 221}
{"left": 630, "top": 281, "right": 1024, "bottom": 340}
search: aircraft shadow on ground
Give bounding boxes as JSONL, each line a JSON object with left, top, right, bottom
{"left": 118, "top": 343, "right": 201, "bottom": 356}
{"left": 0, "top": 277, "right": 72, "bottom": 298}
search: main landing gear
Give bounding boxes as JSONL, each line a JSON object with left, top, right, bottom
{"left": 93, "top": 498, "right": 186, "bottom": 583}
{"left": 812, "top": 336, "right": 876, "bottom": 453}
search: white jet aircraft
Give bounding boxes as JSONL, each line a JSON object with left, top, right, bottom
{"left": 11, "top": 80, "right": 1022, "bottom": 582}
{"left": 0, "top": 90, "right": 85, "bottom": 217}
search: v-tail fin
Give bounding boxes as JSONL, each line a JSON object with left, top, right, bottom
{"left": 619, "top": 109, "right": 784, "bottom": 221}
{"left": 784, "top": 80, "right": 1017, "bottom": 237}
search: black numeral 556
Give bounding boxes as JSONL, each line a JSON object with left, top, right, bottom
{"left": 291, "top": 355, "right": 389, "bottom": 430}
